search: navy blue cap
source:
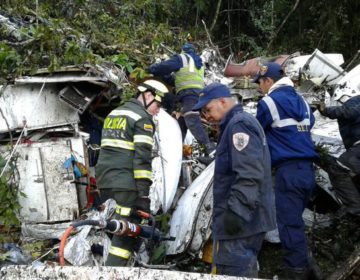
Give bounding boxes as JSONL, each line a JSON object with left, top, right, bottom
{"left": 193, "top": 82, "right": 231, "bottom": 110}
{"left": 182, "top": 43, "right": 195, "bottom": 53}
{"left": 252, "top": 62, "right": 283, "bottom": 83}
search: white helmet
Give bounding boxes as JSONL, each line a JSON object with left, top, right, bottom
{"left": 137, "top": 79, "right": 169, "bottom": 103}
{"left": 333, "top": 64, "right": 360, "bottom": 103}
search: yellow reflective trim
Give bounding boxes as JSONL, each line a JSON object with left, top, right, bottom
{"left": 134, "top": 135, "right": 153, "bottom": 145}
{"left": 134, "top": 170, "right": 152, "bottom": 180}
{"left": 101, "top": 139, "right": 135, "bottom": 150}
{"left": 115, "top": 204, "right": 131, "bottom": 216}
{"left": 103, "top": 117, "right": 127, "bottom": 130}
{"left": 109, "top": 110, "right": 141, "bottom": 121}
{"left": 108, "top": 246, "right": 131, "bottom": 259}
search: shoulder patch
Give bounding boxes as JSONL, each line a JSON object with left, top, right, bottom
{"left": 233, "top": 132, "right": 250, "bottom": 152}
{"left": 144, "top": 123, "right": 153, "bottom": 132}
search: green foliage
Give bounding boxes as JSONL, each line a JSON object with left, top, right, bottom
{"left": 0, "top": 43, "right": 21, "bottom": 80}
{"left": 0, "top": 154, "right": 24, "bottom": 228}
{"left": 149, "top": 243, "right": 167, "bottom": 264}
{"left": 120, "top": 85, "right": 137, "bottom": 104}
{"left": 1, "top": 0, "right": 359, "bottom": 76}
{"left": 111, "top": 54, "right": 135, "bottom": 73}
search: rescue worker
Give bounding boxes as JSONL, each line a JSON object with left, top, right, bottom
{"left": 254, "top": 62, "right": 321, "bottom": 279}
{"left": 318, "top": 92, "right": 360, "bottom": 189}
{"left": 147, "top": 43, "right": 216, "bottom": 161}
{"left": 95, "top": 79, "right": 168, "bottom": 266}
{"left": 317, "top": 90, "right": 360, "bottom": 215}
{"left": 192, "top": 82, "right": 276, "bottom": 277}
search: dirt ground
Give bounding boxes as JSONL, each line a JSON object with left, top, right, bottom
{"left": 178, "top": 212, "right": 360, "bottom": 279}
{"left": 258, "top": 213, "right": 360, "bottom": 279}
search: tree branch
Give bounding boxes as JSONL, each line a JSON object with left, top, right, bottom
{"left": 209, "top": 0, "right": 222, "bottom": 31}
{"left": 201, "top": 20, "right": 225, "bottom": 64}
{"left": 267, "top": 0, "right": 301, "bottom": 49}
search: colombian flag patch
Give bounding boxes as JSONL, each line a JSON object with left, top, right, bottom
{"left": 144, "top": 124, "right": 153, "bottom": 132}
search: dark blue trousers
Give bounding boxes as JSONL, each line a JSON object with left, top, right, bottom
{"left": 213, "top": 233, "right": 265, "bottom": 277}
{"left": 178, "top": 90, "right": 212, "bottom": 148}
{"left": 275, "top": 160, "right": 315, "bottom": 268}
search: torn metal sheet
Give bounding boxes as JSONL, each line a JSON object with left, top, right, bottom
{"left": 285, "top": 53, "right": 344, "bottom": 81}
{"left": 311, "top": 111, "right": 345, "bottom": 157}
{"left": 189, "top": 180, "right": 213, "bottom": 255}
{"left": 302, "top": 49, "right": 346, "bottom": 85}
{"left": 166, "top": 162, "right": 214, "bottom": 255}
{"left": 14, "top": 75, "right": 108, "bottom": 84}
{"left": 58, "top": 85, "right": 96, "bottom": 114}
{"left": 0, "top": 83, "right": 79, "bottom": 133}
{"left": 333, "top": 64, "right": 360, "bottom": 100}
{"left": 303, "top": 208, "right": 332, "bottom": 228}
{"left": 14, "top": 64, "right": 127, "bottom": 89}
{"left": 21, "top": 222, "right": 71, "bottom": 240}
{"left": 6, "top": 137, "right": 87, "bottom": 223}
{"left": 150, "top": 109, "right": 182, "bottom": 213}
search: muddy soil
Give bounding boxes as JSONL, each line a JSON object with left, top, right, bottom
{"left": 258, "top": 213, "right": 360, "bottom": 279}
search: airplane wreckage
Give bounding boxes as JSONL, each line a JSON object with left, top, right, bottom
{"left": 1, "top": 48, "right": 360, "bottom": 280}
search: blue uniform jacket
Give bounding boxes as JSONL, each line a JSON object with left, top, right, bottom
{"left": 256, "top": 84, "right": 318, "bottom": 167}
{"left": 213, "top": 104, "right": 276, "bottom": 240}
{"left": 148, "top": 51, "right": 203, "bottom": 87}
{"left": 322, "top": 96, "right": 360, "bottom": 149}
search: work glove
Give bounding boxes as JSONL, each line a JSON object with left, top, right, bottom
{"left": 197, "top": 155, "right": 215, "bottom": 166}
{"left": 223, "top": 209, "right": 244, "bottom": 235}
{"left": 316, "top": 101, "right": 326, "bottom": 115}
{"left": 197, "top": 147, "right": 216, "bottom": 166}
{"left": 129, "top": 67, "right": 152, "bottom": 83}
{"left": 134, "top": 197, "right": 151, "bottom": 213}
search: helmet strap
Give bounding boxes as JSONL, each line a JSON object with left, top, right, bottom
{"left": 141, "top": 91, "right": 156, "bottom": 109}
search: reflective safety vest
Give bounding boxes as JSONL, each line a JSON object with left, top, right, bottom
{"left": 96, "top": 99, "right": 154, "bottom": 190}
{"left": 175, "top": 53, "right": 204, "bottom": 93}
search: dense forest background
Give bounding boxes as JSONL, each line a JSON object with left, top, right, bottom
{"left": 1, "top": 0, "right": 360, "bottom": 81}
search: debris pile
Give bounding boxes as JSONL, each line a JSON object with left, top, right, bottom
{"left": 0, "top": 46, "right": 360, "bottom": 280}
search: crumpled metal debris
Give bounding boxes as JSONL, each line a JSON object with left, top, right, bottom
{"left": 1, "top": 243, "right": 32, "bottom": 265}
{"left": 303, "top": 208, "right": 332, "bottom": 228}
{"left": 63, "top": 199, "right": 115, "bottom": 266}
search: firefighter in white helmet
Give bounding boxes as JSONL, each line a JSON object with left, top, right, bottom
{"left": 95, "top": 79, "right": 168, "bottom": 266}
{"left": 317, "top": 77, "right": 360, "bottom": 216}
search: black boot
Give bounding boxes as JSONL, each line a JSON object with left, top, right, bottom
{"left": 307, "top": 256, "right": 324, "bottom": 280}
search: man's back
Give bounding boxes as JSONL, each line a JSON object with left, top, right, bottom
{"left": 322, "top": 95, "right": 360, "bottom": 149}
{"left": 256, "top": 83, "right": 318, "bottom": 167}
{"left": 96, "top": 99, "right": 154, "bottom": 190}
